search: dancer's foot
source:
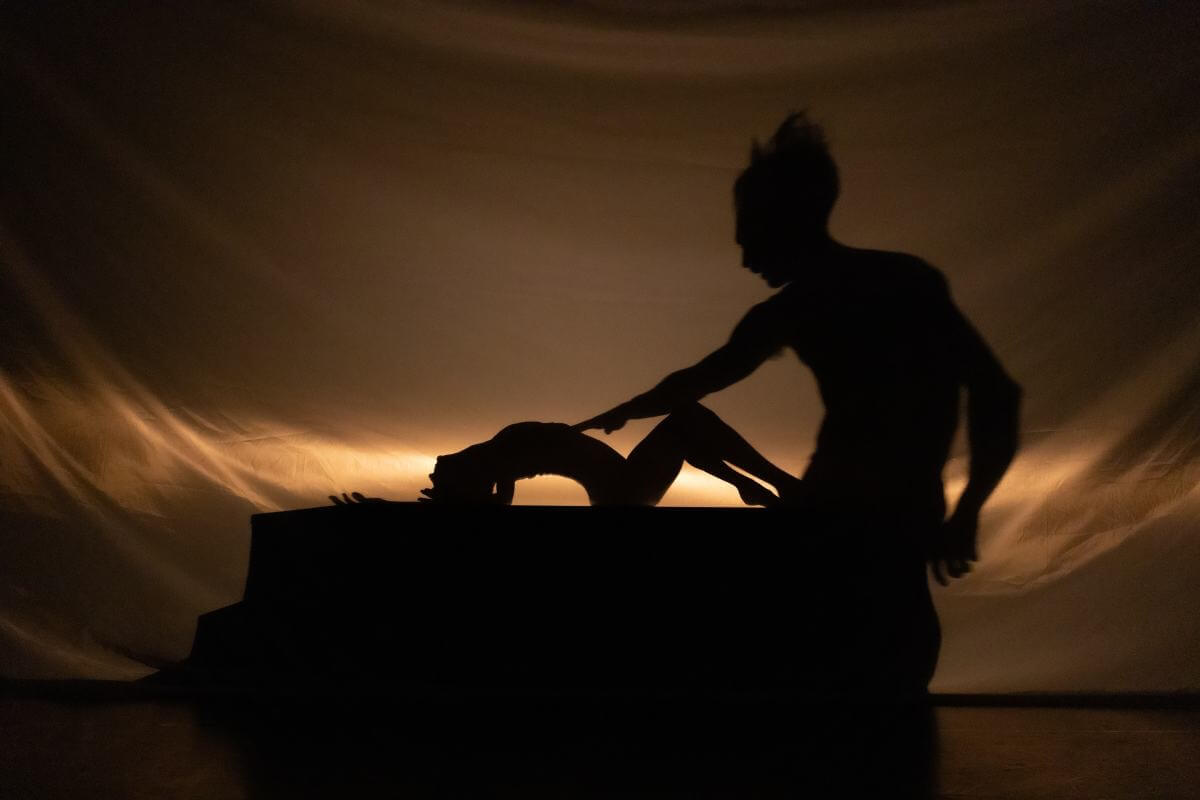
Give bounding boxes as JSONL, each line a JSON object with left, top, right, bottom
{"left": 774, "top": 475, "right": 807, "bottom": 507}
{"left": 736, "top": 479, "right": 780, "bottom": 507}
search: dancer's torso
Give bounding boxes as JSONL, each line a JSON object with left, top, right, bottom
{"left": 771, "top": 252, "right": 960, "bottom": 522}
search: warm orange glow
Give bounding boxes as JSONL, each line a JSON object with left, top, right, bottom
{"left": 0, "top": 371, "right": 753, "bottom": 513}
{"left": 7, "top": 365, "right": 1196, "bottom": 546}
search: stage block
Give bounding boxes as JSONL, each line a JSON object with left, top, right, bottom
{"left": 169, "top": 503, "right": 940, "bottom": 697}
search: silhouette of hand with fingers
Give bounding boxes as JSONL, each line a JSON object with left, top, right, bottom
{"left": 417, "top": 485, "right": 508, "bottom": 505}
{"left": 416, "top": 487, "right": 448, "bottom": 503}
{"left": 329, "top": 491, "right": 386, "bottom": 505}
{"left": 574, "top": 405, "right": 630, "bottom": 435}
{"left": 928, "top": 508, "right": 978, "bottom": 586}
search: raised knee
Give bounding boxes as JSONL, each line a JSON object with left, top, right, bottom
{"left": 662, "top": 402, "right": 715, "bottom": 430}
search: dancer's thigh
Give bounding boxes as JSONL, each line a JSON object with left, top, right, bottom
{"left": 616, "top": 419, "right": 690, "bottom": 506}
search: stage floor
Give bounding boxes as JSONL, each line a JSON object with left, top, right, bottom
{"left": 2, "top": 692, "right": 1198, "bottom": 798}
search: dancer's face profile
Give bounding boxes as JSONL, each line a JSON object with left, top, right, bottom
{"left": 423, "top": 452, "right": 497, "bottom": 503}
{"left": 735, "top": 207, "right": 807, "bottom": 289}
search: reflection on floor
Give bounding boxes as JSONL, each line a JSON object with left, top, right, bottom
{"left": 2, "top": 692, "right": 1198, "bottom": 799}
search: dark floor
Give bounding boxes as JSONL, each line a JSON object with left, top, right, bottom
{"left": 2, "top": 692, "right": 1198, "bottom": 799}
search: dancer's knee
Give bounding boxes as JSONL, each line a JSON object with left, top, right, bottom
{"left": 661, "top": 401, "right": 717, "bottom": 432}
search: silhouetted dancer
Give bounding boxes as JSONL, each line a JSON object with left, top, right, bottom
{"left": 415, "top": 411, "right": 784, "bottom": 507}
{"left": 343, "top": 112, "right": 1020, "bottom": 586}
{"left": 572, "top": 112, "right": 1021, "bottom": 585}
{"left": 320, "top": 116, "right": 1021, "bottom": 710}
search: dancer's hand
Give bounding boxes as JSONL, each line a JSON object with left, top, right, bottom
{"left": 417, "top": 487, "right": 509, "bottom": 505}
{"left": 329, "top": 491, "right": 386, "bottom": 505}
{"left": 928, "top": 508, "right": 978, "bottom": 586}
{"left": 574, "top": 404, "right": 630, "bottom": 434}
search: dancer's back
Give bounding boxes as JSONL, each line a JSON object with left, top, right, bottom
{"left": 490, "top": 422, "right": 628, "bottom": 503}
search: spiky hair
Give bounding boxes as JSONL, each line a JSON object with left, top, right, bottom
{"left": 734, "top": 111, "right": 840, "bottom": 225}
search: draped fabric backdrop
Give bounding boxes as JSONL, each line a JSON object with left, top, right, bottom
{"left": 2, "top": 1, "right": 1198, "bottom": 690}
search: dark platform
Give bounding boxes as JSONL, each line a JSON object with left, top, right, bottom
{"left": 162, "top": 503, "right": 940, "bottom": 698}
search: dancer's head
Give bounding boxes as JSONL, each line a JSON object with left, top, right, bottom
{"left": 423, "top": 444, "right": 499, "bottom": 503}
{"left": 734, "top": 111, "right": 839, "bottom": 287}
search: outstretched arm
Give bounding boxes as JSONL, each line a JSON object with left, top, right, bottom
{"left": 932, "top": 294, "right": 1022, "bottom": 584}
{"left": 575, "top": 299, "right": 789, "bottom": 433}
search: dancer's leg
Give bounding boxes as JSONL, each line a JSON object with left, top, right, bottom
{"left": 621, "top": 403, "right": 798, "bottom": 506}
